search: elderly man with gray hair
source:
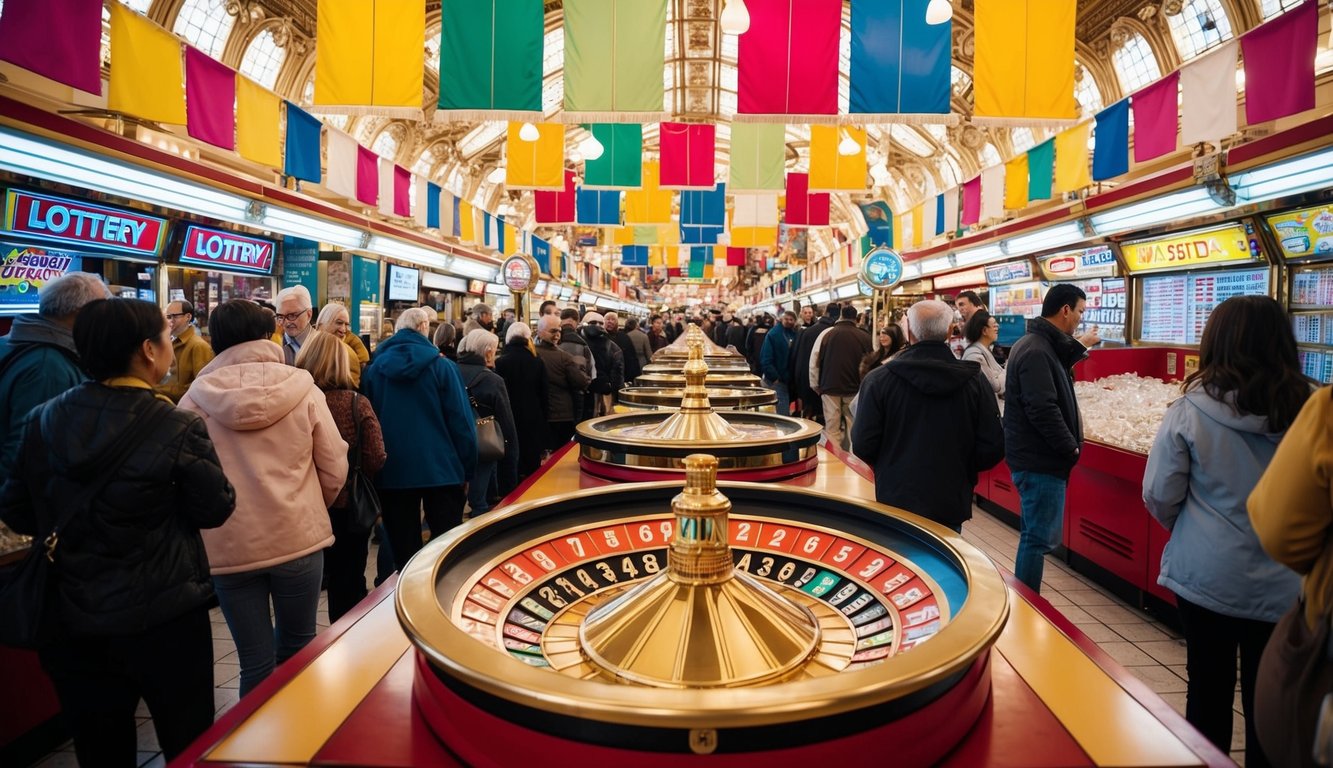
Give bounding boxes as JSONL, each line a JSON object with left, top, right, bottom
{"left": 851, "top": 300, "right": 1004, "bottom": 533}
{"left": 361, "top": 306, "right": 477, "bottom": 571}
{"left": 533, "top": 314, "right": 591, "bottom": 450}
{"left": 0, "top": 272, "right": 112, "bottom": 484}
{"left": 274, "top": 284, "right": 315, "bottom": 365}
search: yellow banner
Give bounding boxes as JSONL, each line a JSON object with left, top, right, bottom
{"left": 974, "top": 0, "right": 1076, "bottom": 123}
{"left": 108, "top": 4, "right": 186, "bottom": 124}
{"left": 458, "top": 200, "right": 475, "bottom": 243}
{"left": 609, "top": 226, "right": 634, "bottom": 246}
{"left": 1054, "top": 123, "right": 1091, "bottom": 194}
{"left": 1267, "top": 204, "right": 1333, "bottom": 261}
{"left": 506, "top": 122, "right": 565, "bottom": 190}
{"left": 731, "top": 226, "right": 776, "bottom": 248}
{"left": 624, "top": 161, "right": 672, "bottom": 224}
{"left": 236, "top": 76, "right": 282, "bottom": 168}
{"left": 314, "top": 0, "right": 423, "bottom": 117}
{"left": 910, "top": 205, "right": 924, "bottom": 248}
{"left": 1120, "top": 224, "right": 1256, "bottom": 273}
{"left": 809, "top": 125, "right": 867, "bottom": 192}
{"left": 1004, "top": 154, "right": 1029, "bottom": 210}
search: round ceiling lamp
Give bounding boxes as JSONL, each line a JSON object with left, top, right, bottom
{"left": 486, "top": 165, "right": 506, "bottom": 184}
{"left": 580, "top": 133, "right": 605, "bottom": 161}
{"left": 519, "top": 121, "right": 541, "bottom": 142}
{"left": 837, "top": 129, "right": 861, "bottom": 156}
{"left": 925, "top": 0, "right": 952, "bottom": 25}
{"left": 720, "top": 0, "right": 750, "bottom": 36}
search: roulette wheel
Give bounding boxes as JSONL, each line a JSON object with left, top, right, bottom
{"left": 396, "top": 455, "right": 1009, "bottom": 767}
{"left": 578, "top": 338, "right": 820, "bottom": 481}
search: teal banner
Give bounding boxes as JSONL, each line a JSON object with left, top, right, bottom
{"left": 350, "top": 255, "right": 380, "bottom": 334}
{"left": 281, "top": 236, "right": 319, "bottom": 298}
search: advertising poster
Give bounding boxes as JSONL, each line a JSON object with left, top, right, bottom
{"left": 0, "top": 241, "right": 82, "bottom": 309}
{"left": 1268, "top": 204, "right": 1333, "bottom": 262}
{"left": 858, "top": 201, "right": 894, "bottom": 247}
{"left": 282, "top": 236, "right": 320, "bottom": 297}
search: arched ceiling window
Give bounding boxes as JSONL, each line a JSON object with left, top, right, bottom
{"left": 1259, "top": 0, "right": 1304, "bottom": 18}
{"left": 1074, "top": 63, "right": 1104, "bottom": 117}
{"left": 1167, "top": 0, "right": 1233, "bottom": 60}
{"left": 1011, "top": 127, "right": 1037, "bottom": 154}
{"left": 238, "top": 28, "right": 285, "bottom": 90}
{"left": 173, "top": 0, "right": 235, "bottom": 60}
{"left": 425, "top": 23, "right": 441, "bottom": 72}
{"left": 413, "top": 148, "right": 436, "bottom": 179}
{"left": 1112, "top": 32, "right": 1162, "bottom": 94}
{"left": 372, "top": 130, "right": 397, "bottom": 161}
{"left": 939, "top": 151, "right": 963, "bottom": 188}
{"left": 979, "top": 143, "right": 1002, "bottom": 168}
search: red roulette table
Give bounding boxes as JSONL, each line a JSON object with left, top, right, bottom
{"left": 173, "top": 443, "right": 1230, "bottom": 768}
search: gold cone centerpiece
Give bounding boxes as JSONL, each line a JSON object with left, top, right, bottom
{"left": 656, "top": 323, "right": 740, "bottom": 359}
{"left": 642, "top": 335, "right": 746, "bottom": 442}
{"left": 578, "top": 455, "right": 822, "bottom": 688}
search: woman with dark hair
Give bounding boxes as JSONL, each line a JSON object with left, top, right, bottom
{"left": 858, "top": 325, "right": 906, "bottom": 379}
{"left": 0, "top": 298, "right": 235, "bottom": 763}
{"left": 179, "top": 300, "right": 348, "bottom": 696}
{"left": 961, "top": 310, "right": 1005, "bottom": 399}
{"left": 1143, "top": 295, "right": 1313, "bottom": 767}
{"left": 296, "top": 332, "right": 386, "bottom": 623}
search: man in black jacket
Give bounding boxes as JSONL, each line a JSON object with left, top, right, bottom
{"left": 852, "top": 300, "right": 1004, "bottom": 532}
{"left": 810, "top": 305, "right": 871, "bottom": 451}
{"left": 1004, "top": 283, "right": 1091, "bottom": 594}
{"left": 582, "top": 311, "right": 623, "bottom": 416}
{"left": 604, "top": 312, "right": 640, "bottom": 386}
{"left": 790, "top": 302, "right": 839, "bottom": 421}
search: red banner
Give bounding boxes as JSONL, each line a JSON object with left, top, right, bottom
{"left": 659, "top": 122, "right": 716, "bottom": 190}
{"left": 736, "top": 0, "right": 840, "bottom": 119}
{"left": 3, "top": 189, "right": 167, "bottom": 257}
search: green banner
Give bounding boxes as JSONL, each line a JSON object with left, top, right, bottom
{"left": 728, "top": 123, "right": 786, "bottom": 192}
{"left": 583, "top": 123, "right": 643, "bottom": 189}
{"left": 437, "top": 0, "right": 542, "bottom": 118}
{"left": 563, "top": 0, "right": 666, "bottom": 121}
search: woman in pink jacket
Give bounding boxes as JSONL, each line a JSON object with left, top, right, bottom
{"left": 180, "top": 300, "right": 348, "bottom": 696}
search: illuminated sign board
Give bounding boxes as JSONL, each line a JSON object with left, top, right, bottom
{"left": 179, "top": 225, "right": 275, "bottom": 274}
{"left": 1120, "top": 224, "right": 1256, "bottom": 274}
{"left": 4, "top": 189, "right": 167, "bottom": 258}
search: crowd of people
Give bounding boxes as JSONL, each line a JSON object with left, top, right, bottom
{"left": 0, "top": 273, "right": 1327, "bottom": 766}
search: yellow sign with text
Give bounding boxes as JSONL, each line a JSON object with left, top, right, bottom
{"left": 1121, "top": 224, "right": 1255, "bottom": 274}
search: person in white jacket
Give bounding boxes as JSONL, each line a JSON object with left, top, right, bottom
{"left": 180, "top": 300, "right": 348, "bottom": 696}
{"left": 961, "top": 310, "right": 1004, "bottom": 401}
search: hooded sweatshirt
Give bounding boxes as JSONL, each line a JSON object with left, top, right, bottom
{"left": 1144, "top": 390, "right": 1302, "bottom": 622}
{"left": 0, "top": 314, "right": 85, "bottom": 484}
{"left": 361, "top": 328, "right": 477, "bottom": 488}
{"left": 179, "top": 340, "right": 348, "bottom": 574}
{"left": 851, "top": 341, "right": 1004, "bottom": 527}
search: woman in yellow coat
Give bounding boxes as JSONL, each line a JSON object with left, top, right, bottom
{"left": 314, "top": 304, "right": 367, "bottom": 388}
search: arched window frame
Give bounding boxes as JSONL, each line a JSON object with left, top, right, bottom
{"left": 1112, "top": 31, "right": 1164, "bottom": 94}
{"left": 1166, "top": 0, "right": 1234, "bottom": 60}
{"left": 171, "top": 0, "right": 235, "bottom": 60}
{"left": 237, "top": 26, "right": 286, "bottom": 90}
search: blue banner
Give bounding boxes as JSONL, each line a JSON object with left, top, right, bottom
{"left": 620, "top": 245, "right": 648, "bottom": 267}
{"left": 849, "top": 0, "right": 950, "bottom": 116}
{"left": 426, "top": 182, "right": 442, "bottom": 229}
{"left": 283, "top": 103, "right": 322, "bottom": 183}
{"left": 1093, "top": 99, "right": 1130, "bottom": 181}
{"left": 576, "top": 188, "right": 621, "bottom": 225}
{"left": 531, "top": 236, "right": 551, "bottom": 274}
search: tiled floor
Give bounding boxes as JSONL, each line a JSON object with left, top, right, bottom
{"left": 32, "top": 508, "right": 1246, "bottom": 767}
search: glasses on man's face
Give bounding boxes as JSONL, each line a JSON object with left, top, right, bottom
{"left": 275, "top": 309, "right": 309, "bottom": 323}
{"left": 165, "top": 313, "right": 188, "bottom": 320}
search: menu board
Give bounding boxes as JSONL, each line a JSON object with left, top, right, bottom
{"left": 1139, "top": 266, "right": 1270, "bottom": 345}
{"left": 1292, "top": 312, "right": 1333, "bottom": 345}
{"left": 1079, "top": 278, "right": 1127, "bottom": 345}
{"left": 990, "top": 281, "right": 1044, "bottom": 318}
{"left": 1299, "top": 349, "right": 1333, "bottom": 383}
{"left": 1291, "top": 265, "right": 1333, "bottom": 308}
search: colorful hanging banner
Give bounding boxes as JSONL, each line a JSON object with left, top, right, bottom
{"left": 680, "top": 184, "right": 726, "bottom": 245}
{"left": 620, "top": 245, "right": 650, "bottom": 267}
{"left": 728, "top": 123, "right": 787, "bottom": 192}
{"left": 1004, "top": 154, "right": 1029, "bottom": 209}
{"left": 531, "top": 236, "right": 551, "bottom": 273}
{"left": 535, "top": 170, "right": 578, "bottom": 224}
{"left": 1131, "top": 72, "right": 1179, "bottom": 163}
{"left": 184, "top": 47, "right": 235, "bottom": 151}
{"left": 394, "top": 166, "right": 411, "bottom": 218}
{"left": 733, "top": 193, "right": 779, "bottom": 229}
{"left": 314, "top": 0, "right": 424, "bottom": 118}
{"left": 848, "top": 0, "right": 952, "bottom": 122}
{"left": 576, "top": 187, "right": 622, "bottom": 225}
{"left": 934, "top": 193, "right": 946, "bottom": 235}
{"left": 736, "top": 0, "right": 840, "bottom": 122}
{"left": 108, "top": 4, "right": 187, "bottom": 124}
{"left": 356, "top": 148, "right": 379, "bottom": 207}
{"left": 910, "top": 205, "right": 925, "bottom": 248}
{"left": 1180, "top": 40, "right": 1238, "bottom": 147}
{"left": 961, "top": 177, "right": 981, "bottom": 226}
{"left": 236, "top": 76, "right": 281, "bottom": 168}
{"left": 448, "top": 194, "right": 462, "bottom": 237}
{"left": 1093, "top": 100, "right": 1129, "bottom": 181}
{"left": 284, "top": 103, "right": 323, "bottom": 184}
{"left": 378, "top": 160, "right": 395, "bottom": 217}
{"left": 623, "top": 161, "right": 673, "bottom": 224}
{"left": 0, "top": 0, "right": 102, "bottom": 93}
{"left": 416, "top": 180, "right": 441, "bottom": 228}
{"left": 1053, "top": 122, "right": 1092, "bottom": 194}
{"left": 729, "top": 226, "right": 777, "bottom": 248}
{"left": 923, "top": 194, "right": 938, "bottom": 238}
{"left": 437, "top": 0, "right": 542, "bottom": 120}
{"left": 506, "top": 121, "right": 566, "bottom": 190}
{"left": 784, "top": 173, "right": 830, "bottom": 227}
{"left": 659, "top": 123, "right": 716, "bottom": 190}
{"left": 1242, "top": 1, "right": 1317, "bottom": 125}
{"left": 325, "top": 128, "right": 359, "bottom": 199}
{"left": 973, "top": 0, "right": 1077, "bottom": 125}
{"left": 809, "top": 125, "right": 867, "bottom": 192}
{"left": 724, "top": 247, "right": 747, "bottom": 267}
{"left": 458, "top": 199, "right": 476, "bottom": 242}
{"left": 562, "top": 0, "right": 667, "bottom": 122}
{"left": 1027, "top": 140, "right": 1054, "bottom": 201}
{"left": 583, "top": 123, "right": 643, "bottom": 189}
{"left": 980, "top": 164, "right": 1005, "bottom": 222}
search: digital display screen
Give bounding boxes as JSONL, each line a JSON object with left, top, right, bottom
{"left": 385, "top": 264, "right": 420, "bottom": 302}
{"left": 1139, "top": 266, "right": 1269, "bottom": 345}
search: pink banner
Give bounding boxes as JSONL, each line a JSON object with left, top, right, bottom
{"left": 961, "top": 177, "right": 982, "bottom": 226}
{"left": 0, "top": 0, "right": 102, "bottom": 93}
{"left": 1131, "top": 72, "right": 1179, "bottom": 163}
{"left": 784, "top": 173, "right": 830, "bottom": 227}
{"left": 185, "top": 47, "right": 236, "bottom": 151}
{"left": 356, "top": 147, "right": 378, "bottom": 206}
{"left": 393, "top": 166, "right": 411, "bottom": 217}
{"left": 1242, "top": 0, "right": 1317, "bottom": 124}
{"left": 736, "top": 0, "right": 840, "bottom": 119}
{"left": 726, "top": 247, "right": 747, "bottom": 267}
{"left": 535, "top": 170, "right": 577, "bottom": 224}
{"left": 659, "top": 123, "right": 716, "bottom": 190}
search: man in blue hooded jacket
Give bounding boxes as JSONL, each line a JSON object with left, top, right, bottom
{"left": 760, "top": 311, "right": 797, "bottom": 415}
{"left": 362, "top": 307, "right": 477, "bottom": 571}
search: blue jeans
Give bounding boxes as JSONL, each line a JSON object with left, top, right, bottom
{"left": 1011, "top": 470, "right": 1067, "bottom": 594}
{"left": 764, "top": 377, "right": 790, "bottom": 416}
{"left": 213, "top": 551, "right": 324, "bottom": 697}
{"left": 469, "top": 461, "right": 497, "bottom": 515}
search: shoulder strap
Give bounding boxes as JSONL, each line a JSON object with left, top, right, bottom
{"left": 350, "top": 392, "right": 363, "bottom": 472}
{"left": 46, "top": 399, "right": 173, "bottom": 558}
{"left": 463, "top": 369, "right": 490, "bottom": 416}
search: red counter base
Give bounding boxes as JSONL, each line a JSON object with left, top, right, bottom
{"left": 577, "top": 453, "right": 820, "bottom": 483}
{"left": 412, "top": 650, "right": 992, "bottom": 767}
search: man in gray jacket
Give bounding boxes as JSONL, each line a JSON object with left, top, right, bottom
{"left": 535, "top": 315, "right": 592, "bottom": 448}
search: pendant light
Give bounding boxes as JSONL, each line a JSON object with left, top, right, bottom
{"left": 925, "top": 0, "right": 952, "bottom": 25}
{"left": 837, "top": 129, "right": 861, "bottom": 157}
{"left": 486, "top": 164, "right": 506, "bottom": 184}
{"left": 580, "top": 132, "right": 605, "bottom": 161}
{"left": 720, "top": 0, "right": 750, "bottom": 36}
{"left": 518, "top": 122, "right": 541, "bottom": 142}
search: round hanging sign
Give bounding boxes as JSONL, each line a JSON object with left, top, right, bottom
{"left": 502, "top": 253, "right": 540, "bottom": 293}
{"left": 860, "top": 246, "right": 905, "bottom": 290}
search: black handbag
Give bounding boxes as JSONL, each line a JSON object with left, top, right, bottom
{"left": 466, "top": 371, "right": 505, "bottom": 463}
{"left": 1254, "top": 596, "right": 1333, "bottom": 768}
{"left": 344, "top": 393, "right": 383, "bottom": 536}
{"left": 0, "top": 402, "right": 170, "bottom": 649}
